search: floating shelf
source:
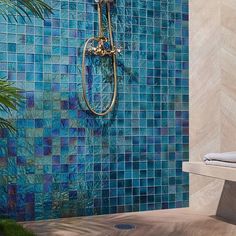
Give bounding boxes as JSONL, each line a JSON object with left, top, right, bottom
{"left": 183, "top": 162, "right": 236, "bottom": 182}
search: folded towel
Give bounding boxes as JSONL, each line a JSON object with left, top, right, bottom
{"left": 203, "top": 152, "right": 236, "bottom": 163}
{"left": 205, "top": 160, "right": 236, "bottom": 168}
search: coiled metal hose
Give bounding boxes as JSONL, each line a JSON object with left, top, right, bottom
{"left": 81, "top": 1, "right": 118, "bottom": 116}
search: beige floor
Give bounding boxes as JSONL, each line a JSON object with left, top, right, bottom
{"left": 22, "top": 208, "right": 236, "bottom": 236}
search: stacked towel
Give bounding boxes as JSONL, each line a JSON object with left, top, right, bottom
{"left": 203, "top": 152, "right": 236, "bottom": 168}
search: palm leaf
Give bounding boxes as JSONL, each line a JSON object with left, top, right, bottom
{"left": 0, "top": 78, "right": 24, "bottom": 133}
{"left": 0, "top": 0, "right": 53, "bottom": 21}
{"left": 0, "top": 117, "right": 16, "bottom": 133}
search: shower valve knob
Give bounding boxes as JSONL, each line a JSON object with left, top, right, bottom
{"left": 115, "top": 47, "right": 122, "bottom": 54}
{"left": 87, "top": 46, "right": 96, "bottom": 54}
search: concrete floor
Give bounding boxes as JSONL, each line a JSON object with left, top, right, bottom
{"left": 22, "top": 208, "right": 236, "bottom": 236}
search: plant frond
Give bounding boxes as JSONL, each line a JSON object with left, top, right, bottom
{"left": 0, "top": 78, "right": 24, "bottom": 112}
{"left": 0, "top": 78, "right": 24, "bottom": 133}
{"left": 0, "top": 118, "right": 16, "bottom": 133}
{"left": 0, "top": 0, "right": 53, "bottom": 21}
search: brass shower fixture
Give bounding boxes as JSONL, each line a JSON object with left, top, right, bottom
{"left": 86, "top": 37, "right": 121, "bottom": 57}
{"left": 81, "top": 0, "right": 121, "bottom": 116}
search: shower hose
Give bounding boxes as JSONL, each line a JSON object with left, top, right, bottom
{"left": 81, "top": 1, "right": 117, "bottom": 116}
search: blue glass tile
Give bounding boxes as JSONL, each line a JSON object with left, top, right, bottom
{"left": 0, "top": 0, "right": 189, "bottom": 220}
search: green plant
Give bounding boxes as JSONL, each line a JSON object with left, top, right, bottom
{"left": 0, "top": 219, "right": 35, "bottom": 236}
{"left": 0, "top": 0, "right": 52, "bottom": 132}
{"left": 0, "top": 78, "right": 23, "bottom": 132}
{"left": 0, "top": 0, "right": 53, "bottom": 21}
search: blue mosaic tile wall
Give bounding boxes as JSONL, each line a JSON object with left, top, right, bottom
{"left": 0, "top": 0, "right": 189, "bottom": 221}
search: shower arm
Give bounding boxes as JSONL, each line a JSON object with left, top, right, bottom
{"left": 81, "top": 0, "right": 120, "bottom": 116}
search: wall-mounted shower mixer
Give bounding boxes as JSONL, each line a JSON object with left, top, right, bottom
{"left": 86, "top": 37, "right": 121, "bottom": 57}
{"left": 81, "top": 0, "right": 121, "bottom": 116}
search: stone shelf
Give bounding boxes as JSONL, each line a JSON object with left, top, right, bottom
{"left": 183, "top": 162, "right": 236, "bottom": 182}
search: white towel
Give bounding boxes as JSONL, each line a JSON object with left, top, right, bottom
{"left": 203, "top": 152, "right": 236, "bottom": 163}
{"left": 205, "top": 160, "right": 236, "bottom": 168}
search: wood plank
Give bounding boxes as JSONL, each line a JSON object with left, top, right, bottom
{"left": 22, "top": 208, "right": 236, "bottom": 236}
